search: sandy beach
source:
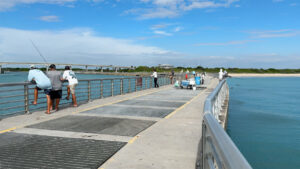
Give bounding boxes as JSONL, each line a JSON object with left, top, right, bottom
{"left": 229, "top": 73, "right": 300, "bottom": 77}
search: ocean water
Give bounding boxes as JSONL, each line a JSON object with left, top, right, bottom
{"left": 227, "top": 77, "right": 300, "bottom": 169}
{"left": 0, "top": 72, "right": 165, "bottom": 117}
{"left": 0, "top": 71, "right": 127, "bottom": 83}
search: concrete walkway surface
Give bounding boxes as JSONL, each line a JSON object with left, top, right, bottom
{"left": 0, "top": 77, "right": 218, "bottom": 169}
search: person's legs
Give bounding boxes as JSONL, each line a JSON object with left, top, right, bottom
{"left": 55, "top": 99, "right": 60, "bottom": 111}
{"left": 44, "top": 89, "right": 52, "bottom": 114}
{"left": 72, "top": 94, "right": 77, "bottom": 107}
{"left": 66, "top": 86, "right": 70, "bottom": 100}
{"left": 154, "top": 78, "right": 159, "bottom": 88}
{"left": 46, "top": 95, "right": 51, "bottom": 114}
{"left": 32, "top": 87, "right": 41, "bottom": 105}
{"left": 70, "top": 84, "right": 78, "bottom": 107}
{"left": 55, "top": 90, "right": 62, "bottom": 111}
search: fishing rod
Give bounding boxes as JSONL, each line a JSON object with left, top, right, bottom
{"left": 29, "top": 39, "right": 49, "bottom": 71}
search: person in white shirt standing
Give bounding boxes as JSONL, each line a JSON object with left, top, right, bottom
{"left": 151, "top": 69, "right": 159, "bottom": 88}
{"left": 63, "top": 66, "right": 78, "bottom": 107}
{"left": 219, "top": 69, "right": 223, "bottom": 81}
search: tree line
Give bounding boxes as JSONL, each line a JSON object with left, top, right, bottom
{"left": 3, "top": 66, "right": 300, "bottom": 73}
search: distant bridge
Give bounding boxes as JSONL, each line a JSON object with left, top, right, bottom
{"left": 0, "top": 62, "right": 133, "bottom": 74}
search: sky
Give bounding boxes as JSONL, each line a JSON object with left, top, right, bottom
{"left": 0, "top": 0, "right": 300, "bottom": 68}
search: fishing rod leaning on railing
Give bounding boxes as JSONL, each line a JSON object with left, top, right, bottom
{"left": 0, "top": 76, "right": 171, "bottom": 118}
{"left": 200, "top": 79, "right": 252, "bottom": 169}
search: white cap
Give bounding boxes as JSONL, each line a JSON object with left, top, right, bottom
{"left": 30, "top": 64, "right": 35, "bottom": 68}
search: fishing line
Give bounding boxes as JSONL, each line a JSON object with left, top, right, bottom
{"left": 29, "top": 39, "right": 48, "bottom": 64}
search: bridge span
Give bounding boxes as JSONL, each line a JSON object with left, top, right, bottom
{"left": 0, "top": 62, "right": 133, "bottom": 74}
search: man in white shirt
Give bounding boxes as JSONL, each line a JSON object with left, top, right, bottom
{"left": 63, "top": 66, "right": 78, "bottom": 107}
{"left": 151, "top": 69, "right": 159, "bottom": 88}
{"left": 219, "top": 69, "right": 223, "bottom": 81}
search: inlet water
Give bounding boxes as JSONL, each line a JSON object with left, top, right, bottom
{"left": 227, "top": 77, "right": 300, "bottom": 169}
{"left": 0, "top": 72, "right": 160, "bottom": 117}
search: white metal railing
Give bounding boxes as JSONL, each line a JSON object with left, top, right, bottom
{"left": 200, "top": 79, "right": 252, "bottom": 169}
{"left": 0, "top": 76, "right": 171, "bottom": 118}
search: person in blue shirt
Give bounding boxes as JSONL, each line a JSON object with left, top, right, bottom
{"left": 28, "top": 65, "right": 52, "bottom": 114}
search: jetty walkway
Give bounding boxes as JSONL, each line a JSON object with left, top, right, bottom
{"left": 0, "top": 78, "right": 218, "bottom": 169}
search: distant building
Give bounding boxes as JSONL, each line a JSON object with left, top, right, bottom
{"left": 158, "top": 64, "right": 174, "bottom": 69}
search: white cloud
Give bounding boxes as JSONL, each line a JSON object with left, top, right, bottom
{"left": 0, "top": 27, "right": 176, "bottom": 66}
{"left": 247, "top": 29, "right": 300, "bottom": 38}
{"left": 273, "top": 0, "right": 284, "bottom": 2}
{"left": 153, "top": 30, "right": 172, "bottom": 36}
{"left": 127, "top": 0, "right": 239, "bottom": 19}
{"left": 173, "top": 26, "right": 183, "bottom": 32}
{"left": 39, "top": 15, "right": 60, "bottom": 22}
{"left": 195, "top": 40, "right": 256, "bottom": 46}
{"left": 151, "top": 23, "right": 173, "bottom": 29}
{"left": 0, "top": 0, "right": 76, "bottom": 11}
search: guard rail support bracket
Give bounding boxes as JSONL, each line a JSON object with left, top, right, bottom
{"left": 88, "top": 81, "right": 91, "bottom": 102}
{"left": 128, "top": 79, "right": 131, "bottom": 93}
{"left": 121, "top": 79, "right": 123, "bottom": 95}
{"left": 100, "top": 80, "right": 103, "bottom": 98}
{"left": 24, "top": 84, "right": 30, "bottom": 114}
{"left": 111, "top": 80, "right": 114, "bottom": 96}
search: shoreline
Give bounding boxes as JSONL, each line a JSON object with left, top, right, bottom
{"left": 229, "top": 73, "right": 300, "bottom": 77}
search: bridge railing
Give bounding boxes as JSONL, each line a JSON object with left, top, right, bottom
{"left": 200, "top": 79, "right": 252, "bottom": 169}
{"left": 0, "top": 76, "right": 170, "bottom": 118}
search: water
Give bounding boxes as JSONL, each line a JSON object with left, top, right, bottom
{"left": 0, "top": 71, "right": 127, "bottom": 83}
{"left": 0, "top": 72, "right": 166, "bottom": 117}
{"left": 227, "top": 77, "right": 300, "bottom": 169}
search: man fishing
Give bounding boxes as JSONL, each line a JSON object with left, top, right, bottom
{"left": 27, "top": 65, "right": 52, "bottom": 113}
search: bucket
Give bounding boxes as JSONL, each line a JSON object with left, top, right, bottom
{"left": 195, "top": 77, "right": 201, "bottom": 85}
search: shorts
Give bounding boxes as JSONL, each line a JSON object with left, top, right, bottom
{"left": 44, "top": 89, "right": 51, "bottom": 95}
{"left": 50, "top": 90, "right": 62, "bottom": 100}
{"left": 68, "top": 84, "right": 77, "bottom": 95}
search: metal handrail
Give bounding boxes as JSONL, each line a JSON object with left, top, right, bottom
{"left": 0, "top": 76, "right": 171, "bottom": 117}
{"left": 201, "top": 79, "right": 252, "bottom": 169}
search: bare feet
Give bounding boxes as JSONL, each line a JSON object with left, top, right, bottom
{"left": 31, "top": 101, "right": 37, "bottom": 105}
{"left": 74, "top": 104, "right": 78, "bottom": 107}
{"left": 45, "top": 111, "right": 51, "bottom": 114}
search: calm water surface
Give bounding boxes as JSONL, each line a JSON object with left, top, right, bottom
{"left": 227, "top": 77, "right": 300, "bottom": 169}
{"left": 0, "top": 71, "right": 126, "bottom": 83}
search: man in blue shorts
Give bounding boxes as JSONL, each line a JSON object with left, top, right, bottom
{"left": 28, "top": 65, "right": 52, "bottom": 114}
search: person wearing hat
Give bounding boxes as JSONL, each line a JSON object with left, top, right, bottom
{"left": 63, "top": 66, "right": 78, "bottom": 107}
{"left": 46, "top": 64, "right": 64, "bottom": 113}
{"left": 27, "top": 65, "right": 52, "bottom": 111}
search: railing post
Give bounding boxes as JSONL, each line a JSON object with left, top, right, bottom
{"left": 145, "top": 78, "right": 147, "bottom": 89}
{"left": 201, "top": 122, "right": 206, "bottom": 169}
{"left": 88, "top": 81, "right": 91, "bottom": 102}
{"left": 128, "top": 78, "right": 131, "bottom": 93}
{"left": 120, "top": 79, "right": 123, "bottom": 95}
{"left": 150, "top": 77, "right": 153, "bottom": 88}
{"left": 111, "top": 79, "right": 114, "bottom": 96}
{"left": 24, "top": 84, "right": 29, "bottom": 114}
{"left": 135, "top": 78, "right": 137, "bottom": 92}
{"left": 100, "top": 80, "right": 103, "bottom": 98}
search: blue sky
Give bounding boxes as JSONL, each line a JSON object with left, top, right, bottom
{"left": 0, "top": 0, "right": 300, "bottom": 68}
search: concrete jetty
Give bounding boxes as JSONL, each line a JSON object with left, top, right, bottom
{"left": 0, "top": 78, "right": 219, "bottom": 169}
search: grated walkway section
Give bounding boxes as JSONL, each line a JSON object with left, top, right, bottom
{"left": 0, "top": 133, "right": 125, "bottom": 169}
